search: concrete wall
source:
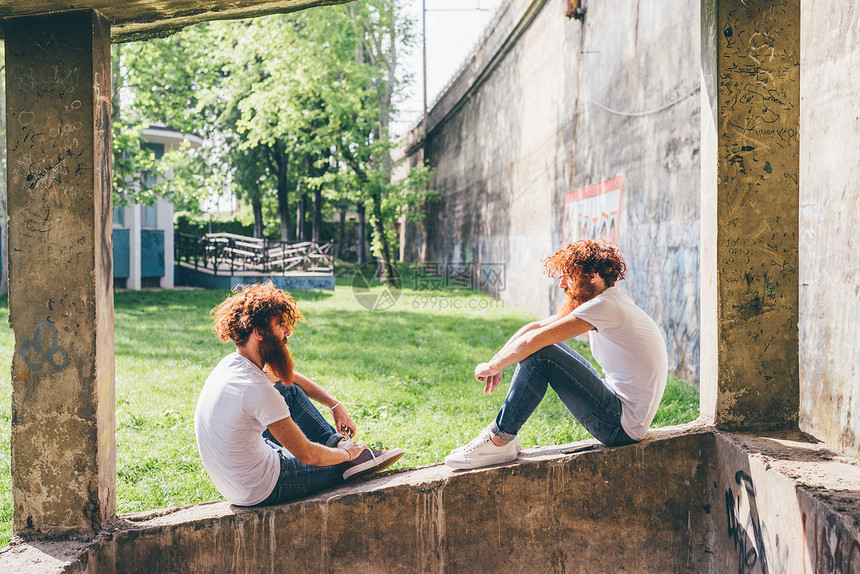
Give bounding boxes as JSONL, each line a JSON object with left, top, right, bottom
{"left": 406, "top": 0, "right": 860, "bottom": 451}
{"left": 414, "top": 0, "right": 701, "bottom": 383}
{"left": 798, "top": 2, "right": 860, "bottom": 457}
{"left": 6, "top": 426, "right": 860, "bottom": 573}
{"left": 706, "top": 431, "right": 860, "bottom": 574}
{"left": 1, "top": 429, "right": 715, "bottom": 573}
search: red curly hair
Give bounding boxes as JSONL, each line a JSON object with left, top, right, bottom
{"left": 543, "top": 239, "right": 627, "bottom": 286}
{"left": 211, "top": 282, "right": 305, "bottom": 345}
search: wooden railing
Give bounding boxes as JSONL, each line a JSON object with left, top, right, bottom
{"left": 175, "top": 232, "right": 334, "bottom": 275}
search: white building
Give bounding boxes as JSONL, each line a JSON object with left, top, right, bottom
{"left": 112, "top": 125, "right": 202, "bottom": 289}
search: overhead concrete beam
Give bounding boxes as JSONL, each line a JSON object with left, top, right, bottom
{"left": 0, "top": 0, "right": 353, "bottom": 43}
{"left": 700, "top": 0, "right": 800, "bottom": 430}
{"left": 5, "top": 9, "right": 115, "bottom": 538}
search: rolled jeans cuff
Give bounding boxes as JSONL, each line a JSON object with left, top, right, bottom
{"left": 489, "top": 421, "right": 517, "bottom": 442}
{"left": 326, "top": 433, "right": 346, "bottom": 448}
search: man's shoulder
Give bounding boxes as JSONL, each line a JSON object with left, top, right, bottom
{"left": 579, "top": 288, "right": 623, "bottom": 312}
{"left": 572, "top": 287, "right": 630, "bottom": 326}
{"left": 598, "top": 286, "right": 637, "bottom": 309}
{"left": 206, "top": 353, "right": 267, "bottom": 390}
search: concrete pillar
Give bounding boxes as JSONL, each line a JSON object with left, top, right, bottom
{"left": 129, "top": 204, "right": 142, "bottom": 290}
{"left": 157, "top": 199, "right": 175, "bottom": 288}
{"left": 700, "top": 0, "right": 800, "bottom": 430}
{"left": 5, "top": 10, "right": 115, "bottom": 537}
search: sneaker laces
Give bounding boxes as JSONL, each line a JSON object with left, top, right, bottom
{"left": 462, "top": 430, "right": 493, "bottom": 454}
{"left": 355, "top": 445, "right": 378, "bottom": 463}
{"left": 338, "top": 438, "right": 358, "bottom": 450}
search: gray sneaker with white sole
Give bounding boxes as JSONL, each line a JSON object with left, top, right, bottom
{"left": 341, "top": 447, "right": 404, "bottom": 480}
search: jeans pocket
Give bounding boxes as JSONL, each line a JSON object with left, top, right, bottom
{"left": 581, "top": 414, "right": 620, "bottom": 446}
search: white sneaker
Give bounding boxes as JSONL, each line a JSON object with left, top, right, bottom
{"left": 445, "top": 431, "right": 521, "bottom": 469}
{"left": 449, "top": 429, "right": 522, "bottom": 455}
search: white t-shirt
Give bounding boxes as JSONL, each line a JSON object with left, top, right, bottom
{"left": 194, "top": 352, "right": 290, "bottom": 506}
{"left": 572, "top": 286, "right": 668, "bottom": 440}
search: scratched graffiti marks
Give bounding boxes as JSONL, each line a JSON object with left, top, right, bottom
{"left": 717, "top": 0, "right": 799, "bottom": 209}
{"left": 715, "top": 0, "right": 800, "bottom": 362}
{"left": 20, "top": 319, "right": 70, "bottom": 373}
{"left": 7, "top": 51, "right": 93, "bottom": 243}
{"left": 9, "top": 42, "right": 82, "bottom": 98}
{"left": 718, "top": 2, "right": 798, "bottom": 142}
{"left": 13, "top": 103, "right": 88, "bottom": 205}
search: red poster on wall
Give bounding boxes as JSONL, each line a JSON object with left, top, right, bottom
{"left": 563, "top": 176, "right": 623, "bottom": 244}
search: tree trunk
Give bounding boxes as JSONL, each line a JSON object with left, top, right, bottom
{"left": 252, "top": 195, "right": 264, "bottom": 239}
{"left": 312, "top": 187, "right": 322, "bottom": 244}
{"left": 369, "top": 124, "right": 394, "bottom": 283}
{"left": 336, "top": 207, "right": 346, "bottom": 259}
{"left": 371, "top": 193, "right": 393, "bottom": 282}
{"left": 369, "top": 16, "right": 398, "bottom": 283}
{"left": 296, "top": 194, "right": 308, "bottom": 241}
{"left": 357, "top": 202, "right": 366, "bottom": 265}
{"left": 276, "top": 150, "right": 291, "bottom": 243}
{"left": 296, "top": 190, "right": 307, "bottom": 242}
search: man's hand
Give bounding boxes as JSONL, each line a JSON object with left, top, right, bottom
{"left": 331, "top": 404, "right": 357, "bottom": 438}
{"left": 343, "top": 442, "right": 366, "bottom": 462}
{"left": 475, "top": 362, "right": 503, "bottom": 395}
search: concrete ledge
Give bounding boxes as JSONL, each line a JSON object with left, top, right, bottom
{"left": 709, "top": 430, "right": 860, "bottom": 573}
{"left": 3, "top": 425, "right": 860, "bottom": 572}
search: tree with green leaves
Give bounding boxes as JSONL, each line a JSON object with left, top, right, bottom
{"left": 115, "top": 1, "right": 435, "bottom": 265}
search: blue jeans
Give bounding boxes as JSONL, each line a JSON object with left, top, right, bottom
{"left": 254, "top": 382, "right": 345, "bottom": 506}
{"left": 490, "top": 343, "right": 636, "bottom": 447}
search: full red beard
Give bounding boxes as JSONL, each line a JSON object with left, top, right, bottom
{"left": 259, "top": 331, "right": 295, "bottom": 384}
{"left": 560, "top": 274, "right": 600, "bottom": 316}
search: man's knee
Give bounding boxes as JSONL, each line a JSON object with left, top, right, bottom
{"left": 526, "top": 344, "right": 558, "bottom": 363}
{"left": 274, "top": 381, "right": 303, "bottom": 402}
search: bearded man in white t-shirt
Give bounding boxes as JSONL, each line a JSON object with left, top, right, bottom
{"left": 445, "top": 239, "right": 668, "bottom": 469}
{"left": 194, "top": 282, "right": 402, "bottom": 506}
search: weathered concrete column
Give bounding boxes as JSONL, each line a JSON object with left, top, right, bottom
{"left": 5, "top": 10, "right": 115, "bottom": 538}
{"left": 700, "top": 0, "right": 800, "bottom": 430}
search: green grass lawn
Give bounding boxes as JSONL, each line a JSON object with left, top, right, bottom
{"left": 0, "top": 270, "right": 698, "bottom": 547}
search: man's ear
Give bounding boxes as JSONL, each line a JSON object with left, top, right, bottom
{"left": 251, "top": 326, "right": 266, "bottom": 341}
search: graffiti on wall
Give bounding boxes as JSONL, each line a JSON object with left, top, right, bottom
{"left": 725, "top": 470, "right": 770, "bottom": 574}
{"left": 803, "top": 509, "right": 860, "bottom": 574}
{"left": 563, "top": 176, "right": 623, "bottom": 244}
{"left": 725, "top": 468, "right": 860, "bottom": 574}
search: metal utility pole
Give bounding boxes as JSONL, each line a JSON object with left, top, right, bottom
{"left": 422, "top": 0, "right": 428, "bottom": 138}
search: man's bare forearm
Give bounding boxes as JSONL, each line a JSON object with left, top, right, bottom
{"left": 291, "top": 371, "right": 338, "bottom": 408}
{"left": 487, "top": 315, "right": 594, "bottom": 373}
{"left": 491, "top": 314, "right": 560, "bottom": 364}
